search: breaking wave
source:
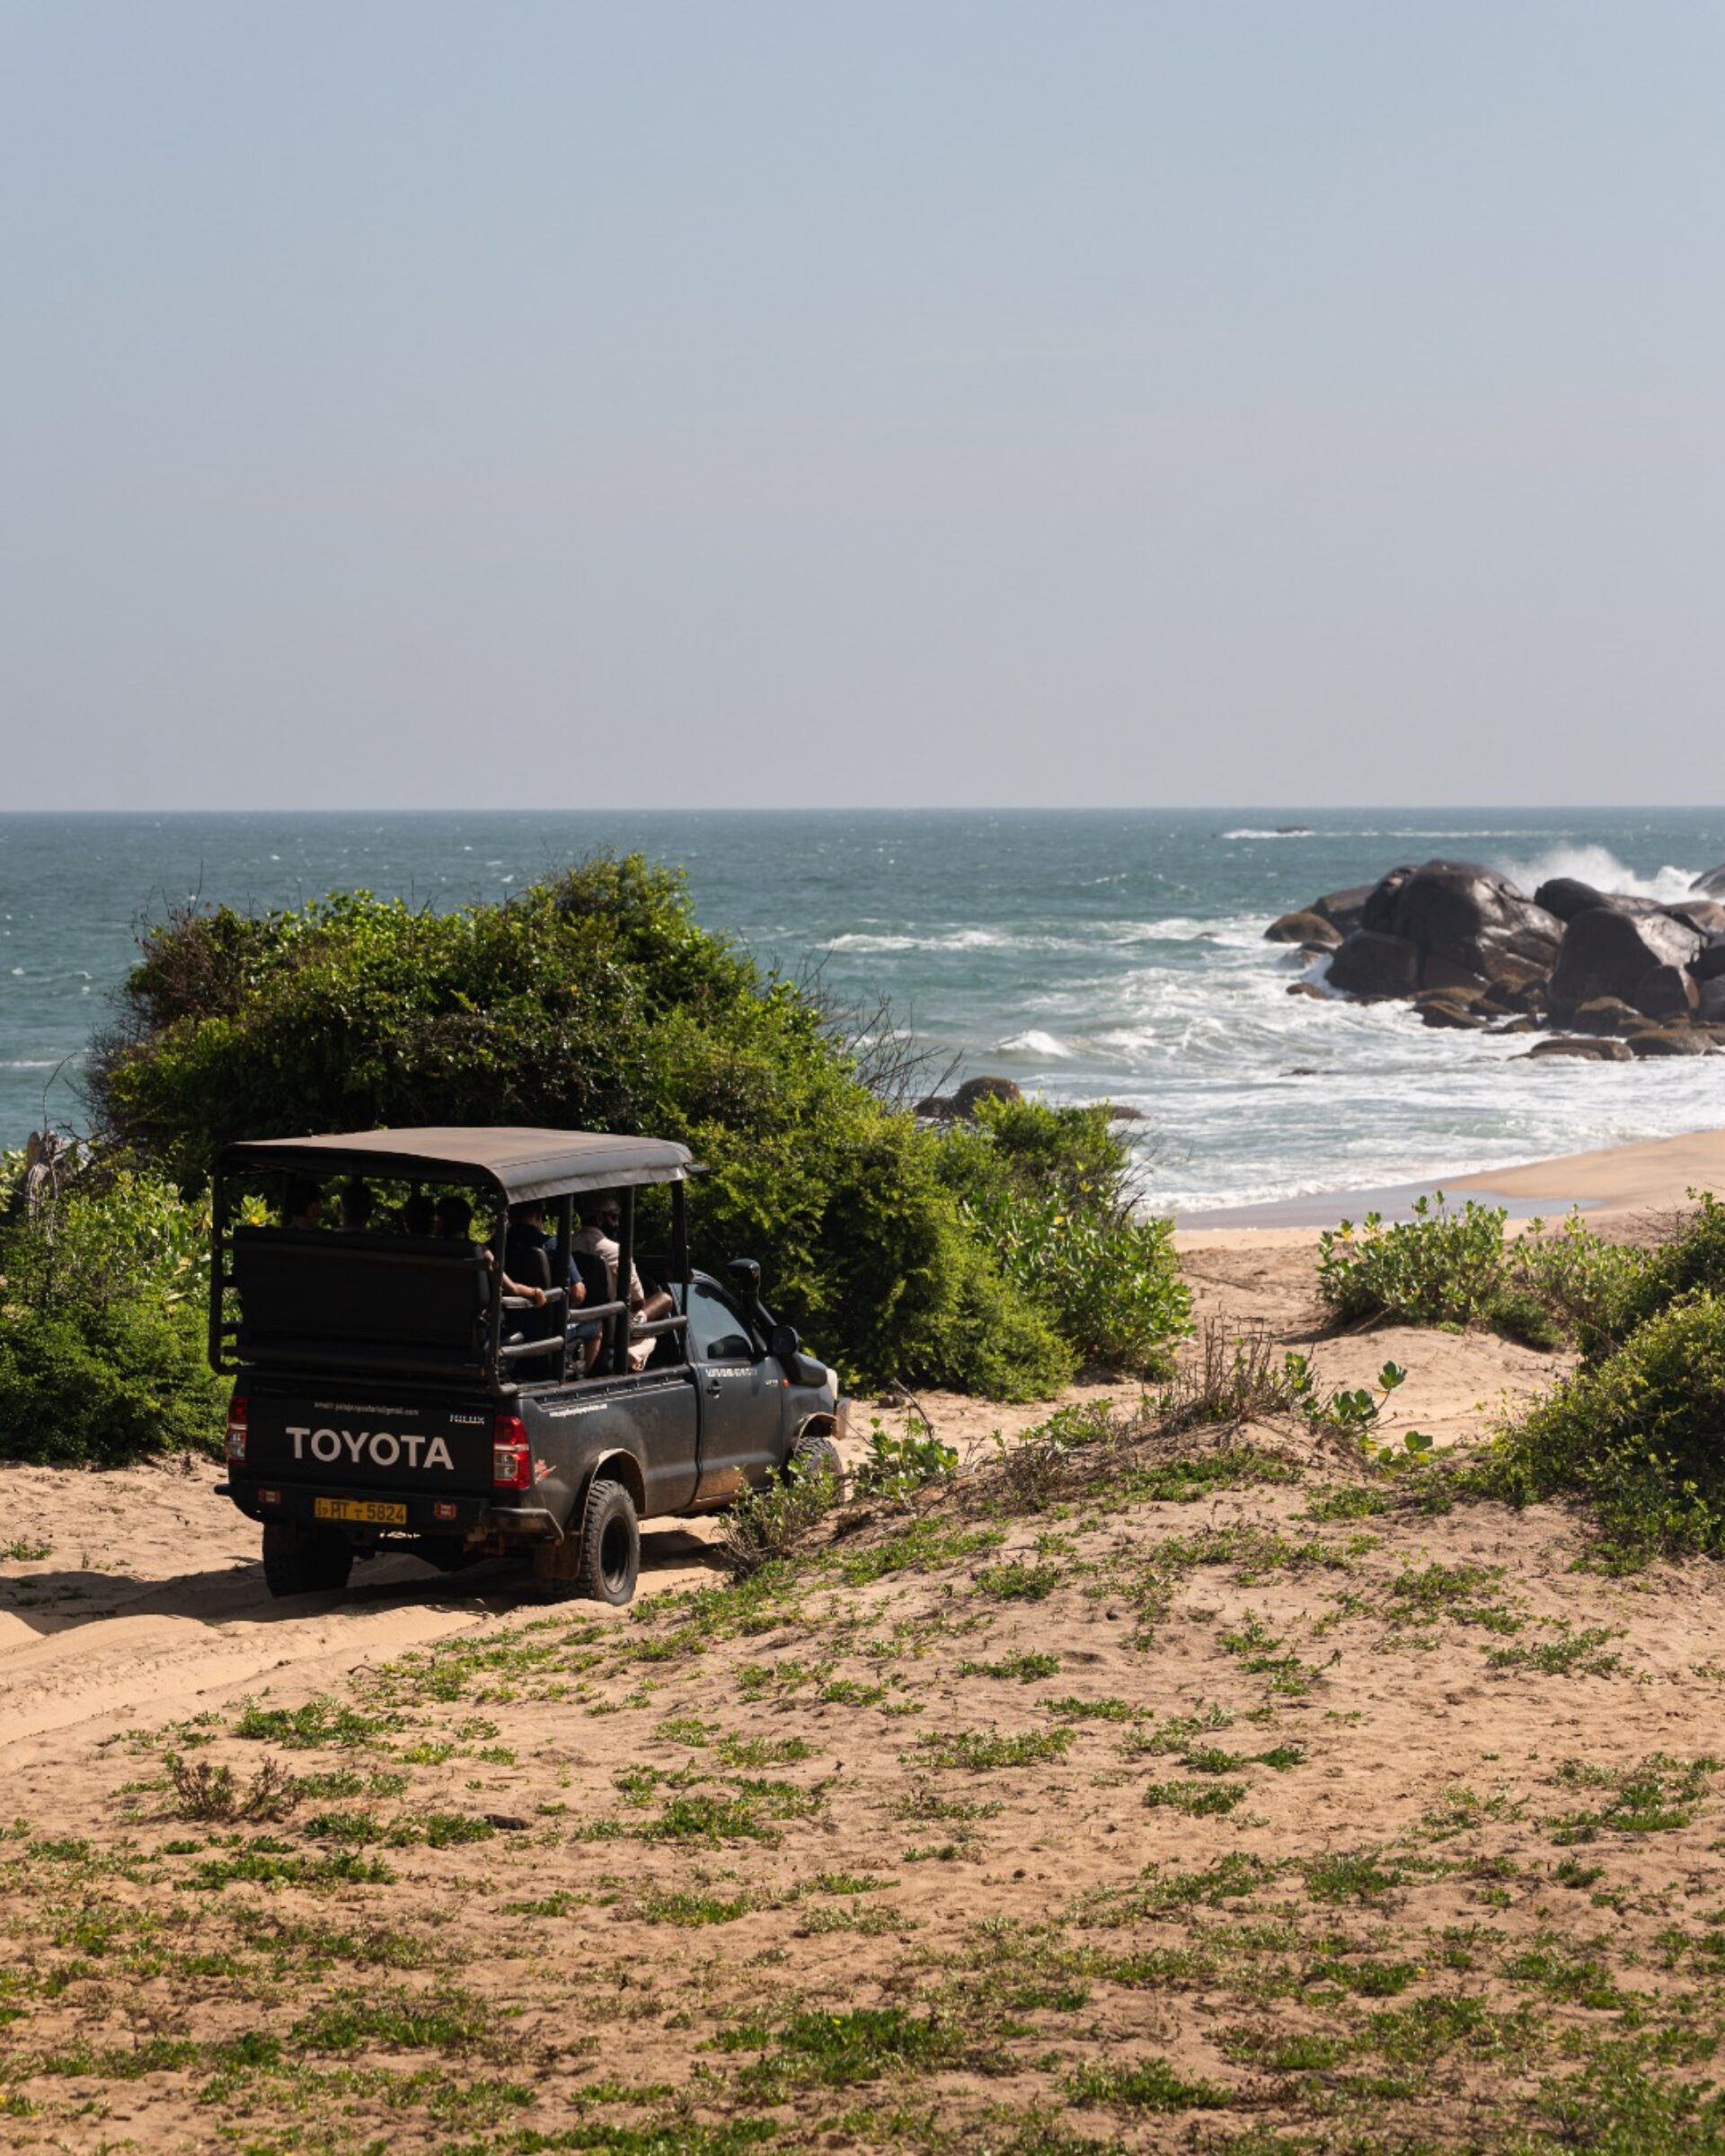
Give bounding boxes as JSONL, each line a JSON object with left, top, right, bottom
{"left": 1495, "top": 844, "right": 1697, "bottom": 906}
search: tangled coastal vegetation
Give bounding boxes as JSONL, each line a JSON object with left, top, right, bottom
{"left": 0, "top": 857, "right": 1190, "bottom": 1462}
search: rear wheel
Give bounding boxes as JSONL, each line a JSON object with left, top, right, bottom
{"left": 261, "top": 1521, "right": 355, "bottom": 1599}
{"left": 578, "top": 1477, "right": 640, "bottom": 1604}
{"left": 531, "top": 1477, "right": 641, "bottom": 1604}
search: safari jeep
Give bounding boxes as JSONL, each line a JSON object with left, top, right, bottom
{"left": 209, "top": 1127, "right": 843, "bottom": 1603}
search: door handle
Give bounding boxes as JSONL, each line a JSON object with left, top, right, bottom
{"left": 705, "top": 1377, "right": 721, "bottom": 1396}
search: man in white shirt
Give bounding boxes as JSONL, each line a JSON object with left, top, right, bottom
{"left": 571, "top": 1199, "right": 673, "bottom": 1373}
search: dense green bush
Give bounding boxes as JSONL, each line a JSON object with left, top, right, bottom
{"left": 89, "top": 858, "right": 1183, "bottom": 1404}
{"left": 1316, "top": 1193, "right": 1646, "bottom": 1351}
{"left": 1479, "top": 1293, "right": 1725, "bottom": 1560}
{"left": 938, "top": 1099, "right": 1190, "bottom": 1376}
{"left": 0, "top": 1153, "right": 226, "bottom": 1464}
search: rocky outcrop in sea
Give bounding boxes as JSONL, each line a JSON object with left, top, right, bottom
{"left": 1267, "top": 858, "right": 1725, "bottom": 1059}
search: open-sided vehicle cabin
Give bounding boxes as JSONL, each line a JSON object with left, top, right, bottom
{"left": 210, "top": 1127, "right": 842, "bottom": 1604}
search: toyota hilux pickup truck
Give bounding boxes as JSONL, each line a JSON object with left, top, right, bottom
{"left": 209, "top": 1127, "right": 843, "bottom": 1604}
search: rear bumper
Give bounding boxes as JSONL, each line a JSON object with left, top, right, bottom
{"left": 222, "top": 1477, "right": 560, "bottom": 1542}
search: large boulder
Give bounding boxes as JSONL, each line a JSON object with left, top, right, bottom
{"left": 1695, "top": 940, "right": 1725, "bottom": 983}
{"left": 1264, "top": 908, "right": 1342, "bottom": 949}
{"left": 1548, "top": 906, "right": 1703, "bottom": 1017}
{"left": 1700, "top": 978, "right": 1725, "bottom": 1023}
{"left": 1327, "top": 930, "right": 1422, "bottom": 999}
{"left": 1357, "top": 859, "right": 1561, "bottom": 994}
{"left": 1535, "top": 876, "right": 1614, "bottom": 923}
{"left": 1310, "top": 883, "right": 1374, "bottom": 936}
{"left": 1632, "top": 964, "right": 1701, "bottom": 1021}
{"left": 1692, "top": 863, "right": 1725, "bottom": 897}
{"left": 1627, "top": 1029, "right": 1709, "bottom": 1057}
{"left": 951, "top": 1074, "right": 1022, "bottom": 1118}
{"left": 1668, "top": 898, "right": 1725, "bottom": 938}
{"left": 1569, "top": 996, "right": 1643, "bottom": 1037}
{"left": 1520, "top": 1036, "right": 1634, "bottom": 1062}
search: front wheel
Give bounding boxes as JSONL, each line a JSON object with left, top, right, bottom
{"left": 261, "top": 1521, "right": 355, "bottom": 1599}
{"left": 785, "top": 1427, "right": 843, "bottom": 1492}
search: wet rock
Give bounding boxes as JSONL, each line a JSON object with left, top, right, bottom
{"left": 913, "top": 1094, "right": 954, "bottom": 1118}
{"left": 1535, "top": 876, "right": 1612, "bottom": 922}
{"left": 1309, "top": 883, "right": 1375, "bottom": 936}
{"left": 1700, "top": 977, "right": 1725, "bottom": 1023}
{"left": 1569, "top": 996, "right": 1643, "bottom": 1037}
{"left": 1626, "top": 1029, "right": 1709, "bottom": 1057}
{"left": 1694, "top": 940, "right": 1725, "bottom": 983}
{"left": 1487, "top": 1015, "right": 1540, "bottom": 1035}
{"left": 1419, "top": 994, "right": 1490, "bottom": 1029}
{"left": 1286, "top": 980, "right": 1330, "bottom": 999}
{"left": 951, "top": 1075, "right": 1022, "bottom": 1118}
{"left": 1361, "top": 859, "right": 1562, "bottom": 993}
{"left": 1692, "top": 862, "right": 1725, "bottom": 897}
{"left": 1104, "top": 1102, "right": 1147, "bottom": 1121}
{"left": 1667, "top": 898, "right": 1725, "bottom": 938}
{"left": 1548, "top": 906, "right": 1702, "bottom": 1016}
{"left": 1265, "top": 907, "right": 1343, "bottom": 948}
{"left": 1632, "top": 964, "right": 1701, "bottom": 1021}
{"left": 1328, "top": 930, "right": 1422, "bottom": 998}
{"left": 1520, "top": 1036, "right": 1634, "bottom": 1061}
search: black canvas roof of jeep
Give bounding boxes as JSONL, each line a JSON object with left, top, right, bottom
{"left": 220, "top": 1127, "right": 694, "bottom": 1206}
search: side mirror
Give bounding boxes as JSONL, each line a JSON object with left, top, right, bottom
{"left": 728, "top": 1258, "right": 763, "bottom": 1298}
{"left": 769, "top": 1322, "right": 801, "bottom": 1363}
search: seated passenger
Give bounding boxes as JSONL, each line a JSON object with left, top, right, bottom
{"left": 571, "top": 1198, "right": 672, "bottom": 1373}
{"left": 398, "top": 1191, "right": 437, "bottom": 1236}
{"left": 283, "top": 1177, "right": 323, "bottom": 1230}
{"left": 505, "top": 1201, "right": 558, "bottom": 1342}
{"left": 435, "top": 1194, "right": 549, "bottom": 1311}
{"left": 336, "top": 1179, "right": 376, "bottom": 1233}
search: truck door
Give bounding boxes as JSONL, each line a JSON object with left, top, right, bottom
{"left": 687, "top": 1279, "right": 785, "bottom": 1502}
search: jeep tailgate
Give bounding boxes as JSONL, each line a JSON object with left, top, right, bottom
{"left": 243, "top": 1389, "right": 494, "bottom": 1493}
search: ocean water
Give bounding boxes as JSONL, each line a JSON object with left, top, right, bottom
{"left": 2, "top": 809, "right": 1722, "bottom": 1215}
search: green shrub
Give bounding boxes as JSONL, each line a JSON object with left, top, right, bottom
{"left": 852, "top": 1416, "right": 958, "bottom": 1505}
{"left": 1317, "top": 1195, "right": 1508, "bottom": 1327}
{"left": 1480, "top": 1293, "right": 1725, "bottom": 1559}
{"left": 1586, "top": 1192, "right": 1725, "bottom": 1352}
{"left": 0, "top": 1153, "right": 226, "bottom": 1464}
{"left": 88, "top": 859, "right": 1108, "bottom": 1399}
{"left": 1318, "top": 1192, "right": 1644, "bottom": 1352}
{"left": 940, "top": 1097, "right": 1190, "bottom": 1374}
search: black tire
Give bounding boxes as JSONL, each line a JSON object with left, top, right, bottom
{"left": 578, "top": 1477, "right": 640, "bottom": 1605}
{"left": 261, "top": 1521, "right": 355, "bottom": 1599}
{"left": 786, "top": 1427, "right": 843, "bottom": 1491}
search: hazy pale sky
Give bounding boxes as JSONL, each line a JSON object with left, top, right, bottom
{"left": 4, "top": 2, "right": 1723, "bottom": 808}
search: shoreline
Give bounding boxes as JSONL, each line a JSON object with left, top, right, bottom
{"left": 1173, "top": 1123, "right": 1725, "bottom": 1237}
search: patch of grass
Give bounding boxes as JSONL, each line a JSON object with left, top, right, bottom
{"left": 1546, "top": 1754, "right": 1717, "bottom": 1841}
{"left": 1064, "top": 2055, "right": 1232, "bottom": 2109}
{"left": 1142, "top": 1778, "right": 1249, "bottom": 1816}
{"left": 2, "top": 1537, "right": 51, "bottom": 1562}
{"left": 1044, "top": 1693, "right": 1137, "bottom": 1722}
{"left": 717, "top": 2005, "right": 969, "bottom": 2088}
{"left": 188, "top": 1844, "right": 395, "bottom": 1890}
{"left": 1302, "top": 1851, "right": 1406, "bottom": 1904}
{"left": 632, "top": 1886, "right": 758, "bottom": 1925}
{"left": 958, "top": 1650, "right": 1063, "bottom": 1682}
{"left": 1486, "top": 1626, "right": 1623, "bottom": 1678}
{"left": 916, "top": 1727, "right": 1074, "bottom": 1771}
{"left": 716, "top": 1732, "right": 814, "bottom": 1767}
{"left": 1300, "top": 1485, "right": 1396, "bottom": 1522}
{"left": 289, "top": 1983, "right": 494, "bottom": 2054}
{"left": 231, "top": 1698, "right": 401, "bottom": 1749}
{"left": 1218, "top": 1613, "right": 1328, "bottom": 1695}
{"left": 835, "top": 1521, "right": 1005, "bottom": 1588}
{"left": 164, "top": 1752, "right": 299, "bottom": 1823}
{"left": 973, "top": 1560, "right": 1065, "bottom": 1602}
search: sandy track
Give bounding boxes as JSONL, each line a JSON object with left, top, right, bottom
{"left": 0, "top": 1462, "right": 735, "bottom": 1757}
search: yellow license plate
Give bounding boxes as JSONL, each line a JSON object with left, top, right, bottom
{"left": 314, "top": 1498, "right": 408, "bottom": 1526}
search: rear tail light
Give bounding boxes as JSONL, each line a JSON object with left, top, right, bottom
{"left": 225, "top": 1394, "right": 249, "bottom": 1463}
{"left": 491, "top": 1413, "right": 532, "bottom": 1490}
